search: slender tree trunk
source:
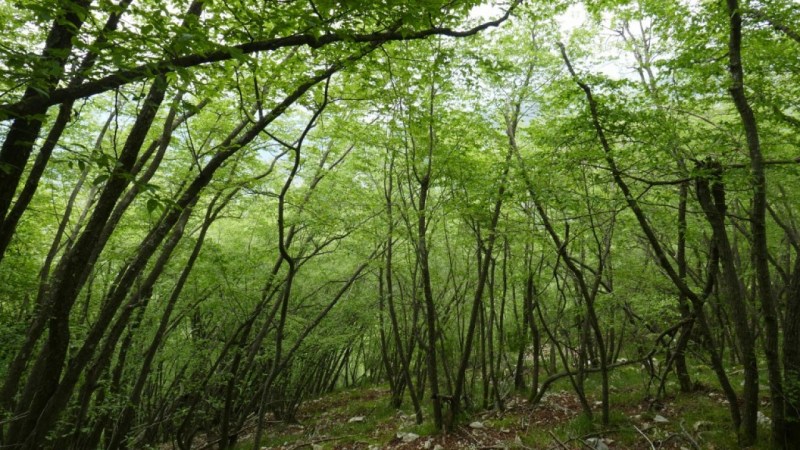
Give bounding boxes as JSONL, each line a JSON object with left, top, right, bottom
{"left": 0, "top": 0, "right": 92, "bottom": 230}
{"left": 116, "top": 193, "right": 231, "bottom": 449}
{"left": 487, "top": 256, "right": 504, "bottom": 410}
{"left": 725, "top": 1, "right": 785, "bottom": 445}
{"left": 6, "top": 72, "right": 172, "bottom": 450}
{"left": 251, "top": 121, "right": 307, "bottom": 450}
{"left": 9, "top": 32, "right": 343, "bottom": 450}
{"left": 513, "top": 247, "right": 531, "bottom": 392}
{"left": 384, "top": 149, "right": 423, "bottom": 422}
{"left": 696, "top": 159, "right": 759, "bottom": 445}
{"left": 524, "top": 256, "right": 541, "bottom": 400}
{"left": 417, "top": 172, "right": 444, "bottom": 430}
{"left": 0, "top": 0, "right": 133, "bottom": 264}
{"left": 451, "top": 134, "right": 513, "bottom": 426}
{"left": 557, "top": 42, "right": 743, "bottom": 432}
{"left": 674, "top": 181, "right": 694, "bottom": 392}
{"left": 378, "top": 269, "right": 402, "bottom": 406}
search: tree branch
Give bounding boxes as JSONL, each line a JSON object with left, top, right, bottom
{"left": 0, "top": 2, "right": 520, "bottom": 120}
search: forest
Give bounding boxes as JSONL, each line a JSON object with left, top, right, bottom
{"left": 0, "top": 0, "right": 798, "bottom": 449}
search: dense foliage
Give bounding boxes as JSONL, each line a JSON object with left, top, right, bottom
{"left": 1, "top": 0, "right": 799, "bottom": 448}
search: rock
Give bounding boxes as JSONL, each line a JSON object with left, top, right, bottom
{"left": 515, "top": 435, "right": 524, "bottom": 446}
{"left": 434, "top": 445, "right": 444, "bottom": 450}
{"left": 397, "top": 432, "right": 419, "bottom": 443}
{"left": 423, "top": 439, "right": 432, "bottom": 449}
{"left": 348, "top": 416, "right": 365, "bottom": 423}
{"left": 693, "top": 420, "right": 712, "bottom": 431}
{"left": 653, "top": 414, "right": 669, "bottom": 424}
{"left": 585, "top": 437, "right": 609, "bottom": 450}
{"left": 469, "top": 421, "right": 485, "bottom": 429}
{"left": 757, "top": 411, "right": 772, "bottom": 426}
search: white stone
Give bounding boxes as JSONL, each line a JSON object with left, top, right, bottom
{"left": 397, "top": 432, "right": 419, "bottom": 443}
{"left": 757, "top": 411, "right": 772, "bottom": 426}
{"left": 348, "top": 416, "right": 365, "bottom": 423}
{"left": 653, "top": 414, "right": 669, "bottom": 423}
{"left": 585, "top": 437, "right": 609, "bottom": 450}
{"left": 469, "top": 421, "right": 485, "bottom": 429}
{"left": 434, "top": 445, "right": 444, "bottom": 450}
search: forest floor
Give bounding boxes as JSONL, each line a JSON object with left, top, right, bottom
{"left": 233, "top": 368, "right": 773, "bottom": 450}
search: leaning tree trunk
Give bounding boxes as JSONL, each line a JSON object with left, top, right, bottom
{"left": 0, "top": 0, "right": 92, "bottom": 233}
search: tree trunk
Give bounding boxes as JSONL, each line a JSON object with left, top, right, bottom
{"left": 695, "top": 159, "right": 758, "bottom": 444}
{"left": 0, "top": 0, "right": 92, "bottom": 230}
{"left": 784, "top": 256, "right": 800, "bottom": 443}
{"left": 725, "top": 0, "right": 785, "bottom": 445}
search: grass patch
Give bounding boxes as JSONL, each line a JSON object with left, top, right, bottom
{"left": 230, "top": 357, "right": 781, "bottom": 449}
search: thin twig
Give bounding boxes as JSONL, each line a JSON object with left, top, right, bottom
{"left": 634, "top": 425, "right": 656, "bottom": 450}
{"left": 548, "top": 430, "right": 569, "bottom": 450}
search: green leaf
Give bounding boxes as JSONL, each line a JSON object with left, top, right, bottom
{"left": 92, "top": 174, "right": 109, "bottom": 185}
{"left": 146, "top": 198, "right": 160, "bottom": 213}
